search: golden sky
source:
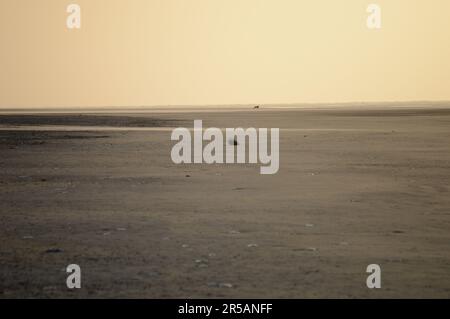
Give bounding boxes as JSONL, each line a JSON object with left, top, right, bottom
{"left": 1, "top": 0, "right": 449, "bottom": 107}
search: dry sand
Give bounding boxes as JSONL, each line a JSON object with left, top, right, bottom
{"left": 0, "top": 105, "right": 450, "bottom": 298}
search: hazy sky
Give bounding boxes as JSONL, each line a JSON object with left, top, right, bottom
{"left": 1, "top": 0, "right": 449, "bottom": 107}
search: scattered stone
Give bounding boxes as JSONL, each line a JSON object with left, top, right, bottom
{"left": 31, "top": 141, "right": 45, "bottom": 146}
{"left": 116, "top": 228, "right": 127, "bottom": 231}
{"left": 208, "top": 253, "right": 216, "bottom": 257}
{"left": 339, "top": 241, "right": 349, "bottom": 246}
{"left": 22, "top": 235, "right": 34, "bottom": 239}
{"left": 294, "top": 247, "right": 317, "bottom": 252}
{"left": 229, "top": 230, "right": 241, "bottom": 235}
{"left": 45, "top": 248, "right": 62, "bottom": 254}
{"left": 207, "top": 282, "right": 234, "bottom": 288}
{"left": 195, "top": 259, "right": 209, "bottom": 268}
{"left": 207, "top": 282, "right": 234, "bottom": 289}
{"left": 181, "top": 244, "right": 189, "bottom": 248}
{"left": 247, "top": 243, "right": 258, "bottom": 248}
{"left": 304, "top": 223, "right": 314, "bottom": 228}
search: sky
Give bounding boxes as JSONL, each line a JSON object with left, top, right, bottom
{"left": 0, "top": 0, "right": 449, "bottom": 108}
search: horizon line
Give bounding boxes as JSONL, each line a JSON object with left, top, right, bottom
{"left": 1, "top": 100, "right": 450, "bottom": 111}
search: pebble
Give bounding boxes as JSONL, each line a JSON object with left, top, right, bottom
{"left": 195, "top": 259, "right": 209, "bottom": 268}
{"left": 45, "top": 248, "right": 63, "bottom": 254}
{"left": 208, "top": 282, "right": 234, "bottom": 289}
{"left": 294, "top": 247, "right": 317, "bottom": 252}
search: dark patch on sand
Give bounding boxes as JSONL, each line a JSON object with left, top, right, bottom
{"left": 0, "top": 114, "right": 183, "bottom": 127}
{"left": 0, "top": 131, "right": 112, "bottom": 147}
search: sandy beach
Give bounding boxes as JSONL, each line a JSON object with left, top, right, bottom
{"left": 1, "top": 105, "right": 450, "bottom": 298}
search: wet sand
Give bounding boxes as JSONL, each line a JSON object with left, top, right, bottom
{"left": 1, "top": 105, "right": 450, "bottom": 298}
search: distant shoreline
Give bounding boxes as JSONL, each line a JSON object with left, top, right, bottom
{"left": 1, "top": 101, "right": 450, "bottom": 114}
